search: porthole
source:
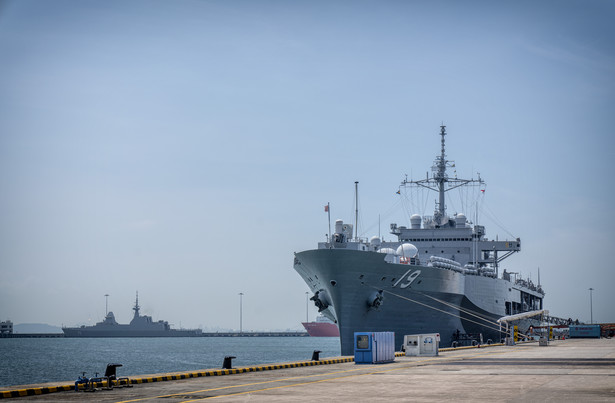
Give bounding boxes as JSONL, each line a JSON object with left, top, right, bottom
{"left": 330, "top": 280, "right": 337, "bottom": 286}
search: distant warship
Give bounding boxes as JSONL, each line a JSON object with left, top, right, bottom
{"left": 294, "top": 125, "right": 544, "bottom": 355}
{"left": 62, "top": 293, "right": 202, "bottom": 337}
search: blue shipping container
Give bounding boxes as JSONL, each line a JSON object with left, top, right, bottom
{"left": 354, "top": 332, "right": 395, "bottom": 364}
{"left": 569, "top": 325, "right": 600, "bottom": 338}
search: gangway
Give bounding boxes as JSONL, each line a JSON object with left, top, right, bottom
{"left": 498, "top": 310, "right": 549, "bottom": 343}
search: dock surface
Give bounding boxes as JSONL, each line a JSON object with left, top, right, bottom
{"left": 2, "top": 338, "right": 614, "bottom": 402}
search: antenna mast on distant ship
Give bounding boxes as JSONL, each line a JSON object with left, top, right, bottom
{"left": 133, "top": 291, "right": 140, "bottom": 319}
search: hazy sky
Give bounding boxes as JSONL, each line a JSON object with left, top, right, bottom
{"left": 1, "top": 0, "right": 614, "bottom": 331}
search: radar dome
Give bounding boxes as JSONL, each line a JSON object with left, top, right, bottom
{"left": 378, "top": 247, "right": 397, "bottom": 255}
{"left": 370, "top": 236, "right": 381, "bottom": 247}
{"left": 396, "top": 243, "right": 418, "bottom": 258}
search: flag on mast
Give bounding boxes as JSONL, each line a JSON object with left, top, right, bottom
{"left": 324, "top": 204, "right": 329, "bottom": 212}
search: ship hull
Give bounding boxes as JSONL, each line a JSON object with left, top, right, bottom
{"left": 294, "top": 249, "right": 514, "bottom": 355}
{"left": 62, "top": 328, "right": 202, "bottom": 337}
{"left": 301, "top": 321, "right": 340, "bottom": 337}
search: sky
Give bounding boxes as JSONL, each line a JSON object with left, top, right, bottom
{"left": 0, "top": 0, "right": 614, "bottom": 331}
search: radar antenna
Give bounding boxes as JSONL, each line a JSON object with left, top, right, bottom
{"left": 400, "top": 124, "right": 484, "bottom": 227}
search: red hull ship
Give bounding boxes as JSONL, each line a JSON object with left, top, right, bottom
{"left": 301, "top": 316, "right": 340, "bottom": 337}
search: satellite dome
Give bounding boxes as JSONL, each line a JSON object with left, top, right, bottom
{"left": 378, "top": 247, "right": 397, "bottom": 255}
{"left": 396, "top": 243, "right": 418, "bottom": 258}
{"left": 370, "top": 236, "right": 381, "bottom": 247}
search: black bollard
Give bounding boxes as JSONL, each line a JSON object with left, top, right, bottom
{"left": 222, "top": 356, "right": 236, "bottom": 369}
{"left": 311, "top": 350, "right": 321, "bottom": 361}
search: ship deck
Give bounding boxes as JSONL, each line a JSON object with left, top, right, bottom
{"left": 3, "top": 338, "right": 614, "bottom": 401}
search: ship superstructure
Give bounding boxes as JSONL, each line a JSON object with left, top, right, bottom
{"left": 293, "top": 125, "right": 544, "bottom": 355}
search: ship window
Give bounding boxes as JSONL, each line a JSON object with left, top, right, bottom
{"left": 330, "top": 280, "right": 337, "bottom": 286}
{"left": 391, "top": 278, "right": 396, "bottom": 282}
{"left": 381, "top": 277, "right": 386, "bottom": 281}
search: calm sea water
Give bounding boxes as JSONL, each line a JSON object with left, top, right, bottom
{"left": 0, "top": 337, "right": 341, "bottom": 388}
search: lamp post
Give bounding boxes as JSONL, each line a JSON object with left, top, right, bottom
{"left": 305, "top": 292, "right": 309, "bottom": 322}
{"left": 239, "top": 293, "right": 244, "bottom": 333}
{"left": 589, "top": 288, "right": 594, "bottom": 324}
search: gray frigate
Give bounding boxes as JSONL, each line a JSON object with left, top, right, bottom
{"left": 62, "top": 293, "right": 202, "bottom": 337}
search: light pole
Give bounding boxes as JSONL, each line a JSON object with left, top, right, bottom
{"left": 589, "top": 288, "right": 594, "bottom": 324}
{"left": 239, "top": 293, "right": 244, "bottom": 333}
{"left": 305, "top": 292, "right": 309, "bottom": 322}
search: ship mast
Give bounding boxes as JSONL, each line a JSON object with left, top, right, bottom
{"left": 401, "top": 124, "right": 483, "bottom": 227}
{"left": 133, "top": 291, "right": 140, "bottom": 319}
{"left": 435, "top": 124, "right": 447, "bottom": 226}
{"left": 354, "top": 181, "right": 359, "bottom": 240}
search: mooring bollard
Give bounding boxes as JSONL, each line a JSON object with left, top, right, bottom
{"left": 222, "top": 356, "right": 236, "bottom": 369}
{"left": 311, "top": 350, "right": 321, "bottom": 361}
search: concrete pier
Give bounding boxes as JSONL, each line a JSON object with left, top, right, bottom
{"left": 2, "top": 338, "right": 613, "bottom": 401}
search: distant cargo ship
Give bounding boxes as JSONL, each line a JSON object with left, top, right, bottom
{"left": 302, "top": 315, "right": 340, "bottom": 337}
{"left": 62, "top": 293, "right": 202, "bottom": 337}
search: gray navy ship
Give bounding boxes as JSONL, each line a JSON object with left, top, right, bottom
{"left": 62, "top": 293, "right": 202, "bottom": 337}
{"left": 293, "top": 125, "right": 544, "bottom": 355}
